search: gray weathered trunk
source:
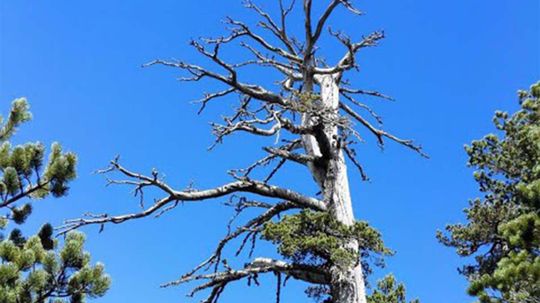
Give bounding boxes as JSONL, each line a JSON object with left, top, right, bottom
{"left": 302, "top": 73, "right": 367, "bottom": 303}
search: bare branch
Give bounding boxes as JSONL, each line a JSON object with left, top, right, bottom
{"left": 224, "top": 17, "right": 302, "bottom": 64}
{"left": 195, "top": 88, "right": 237, "bottom": 114}
{"left": 210, "top": 108, "right": 316, "bottom": 148}
{"left": 312, "top": 1, "right": 341, "bottom": 46}
{"left": 143, "top": 59, "right": 288, "bottom": 107}
{"left": 264, "top": 146, "right": 318, "bottom": 165}
{"left": 314, "top": 30, "right": 385, "bottom": 76}
{"left": 59, "top": 158, "right": 327, "bottom": 234}
{"left": 231, "top": 139, "right": 302, "bottom": 178}
{"left": 340, "top": 0, "right": 363, "bottom": 15}
{"left": 184, "top": 201, "right": 298, "bottom": 276}
{"left": 339, "top": 101, "right": 429, "bottom": 157}
{"left": 264, "top": 156, "right": 287, "bottom": 183}
{"left": 303, "top": 0, "right": 313, "bottom": 54}
{"left": 243, "top": 0, "right": 299, "bottom": 56}
{"left": 340, "top": 87, "right": 394, "bottom": 101}
{"left": 240, "top": 42, "right": 302, "bottom": 79}
{"left": 164, "top": 258, "right": 330, "bottom": 293}
{"left": 340, "top": 92, "right": 383, "bottom": 125}
{"left": 342, "top": 144, "right": 369, "bottom": 181}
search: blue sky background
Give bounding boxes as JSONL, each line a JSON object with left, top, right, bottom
{"left": 1, "top": 1, "right": 539, "bottom": 302}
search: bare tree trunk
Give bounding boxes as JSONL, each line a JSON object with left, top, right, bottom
{"left": 302, "top": 73, "right": 368, "bottom": 303}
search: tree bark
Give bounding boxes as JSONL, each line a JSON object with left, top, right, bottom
{"left": 302, "top": 73, "right": 367, "bottom": 303}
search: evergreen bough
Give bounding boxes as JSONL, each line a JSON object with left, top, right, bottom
{"left": 0, "top": 232, "right": 109, "bottom": 303}
{"left": 0, "top": 98, "right": 110, "bottom": 303}
{"left": 262, "top": 210, "right": 420, "bottom": 302}
{"left": 262, "top": 210, "right": 392, "bottom": 271}
{"left": 367, "top": 274, "right": 420, "bottom": 303}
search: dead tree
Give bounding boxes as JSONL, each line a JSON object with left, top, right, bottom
{"left": 60, "top": 1, "right": 425, "bottom": 302}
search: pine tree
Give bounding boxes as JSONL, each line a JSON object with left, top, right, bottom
{"left": 0, "top": 98, "right": 110, "bottom": 303}
{"left": 367, "top": 275, "right": 419, "bottom": 303}
{"left": 438, "top": 82, "right": 540, "bottom": 302}
{"left": 60, "top": 1, "right": 423, "bottom": 302}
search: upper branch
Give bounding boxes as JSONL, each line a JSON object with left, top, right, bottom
{"left": 339, "top": 102, "right": 428, "bottom": 157}
{"left": 303, "top": 0, "right": 313, "bottom": 55}
{"left": 210, "top": 107, "right": 315, "bottom": 147}
{"left": 305, "top": 0, "right": 362, "bottom": 59}
{"left": 312, "top": 0, "right": 340, "bottom": 46}
{"left": 314, "top": 30, "right": 385, "bottom": 76}
{"left": 244, "top": 0, "right": 299, "bottom": 56}
{"left": 144, "top": 55, "right": 288, "bottom": 107}
{"left": 224, "top": 17, "right": 302, "bottom": 64}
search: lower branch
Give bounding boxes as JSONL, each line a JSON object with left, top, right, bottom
{"left": 164, "top": 257, "right": 330, "bottom": 303}
{"left": 184, "top": 201, "right": 298, "bottom": 276}
{"left": 58, "top": 160, "right": 326, "bottom": 234}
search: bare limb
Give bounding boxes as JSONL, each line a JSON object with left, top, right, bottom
{"left": 312, "top": 1, "right": 341, "bottom": 46}
{"left": 314, "top": 30, "right": 385, "bottom": 76}
{"left": 224, "top": 17, "right": 302, "bottom": 64}
{"left": 303, "top": 0, "right": 313, "bottom": 55}
{"left": 264, "top": 146, "right": 318, "bottom": 165}
{"left": 143, "top": 59, "right": 288, "bottom": 106}
{"left": 340, "top": 92, "right": 383, "bottom": 125}
{"left": 210, "top": 108, "right": 316, "bottom": 149}
{"left": 183, "top": 201, "right": 298, "bottom": 276}
{"left": 240, "top": 42, "right": 302, "bottom": 79}
{"left": 59, "top": 158, "right": 326, "bottom": 234}
{"left": 195, "top": 89, "right": 236, "bottom": 114}
{"left": 231, "top": 139, "right": 302, "bottom": 178}
{"left": 342, "top": 144, "right": 369, "bottom": 181}
{"left": 164, "top": 258, "right": 330, "bottom": 293}
{"left": 340, "top": 87, "right": 394, "bottom": 101}
{"left": 243, "top": 0, "right": 299, "bottom": 56}
{"left": 339, "top": 101, "right": 428, "bottom": 157}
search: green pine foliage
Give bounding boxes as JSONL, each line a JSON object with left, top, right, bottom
{"left": 367, "top": 274, "right": 419, "bottom": 303}
{"left": 0, "top": 98, "right": 77, "bottom": 238}
{"left": 0, "top": 98, "right": 32, "bottom": 141}
{"left": 261, "top": 210, "right": 417, "bottom": 302}
{"left": 438, "top": 82, "right": 540, "bottom": 302}
{"left": 0, "top": 231, "right": 110, "bottom": 303}
{"left": 0, "top": 98, "right": 110, "bottom": 303}
{"left": 262, "top": 210, "right": 393, "bottom": 272}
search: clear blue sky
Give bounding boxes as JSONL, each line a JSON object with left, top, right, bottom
{"left": 1, "top": 1, "right": 539, "bottom": 302}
